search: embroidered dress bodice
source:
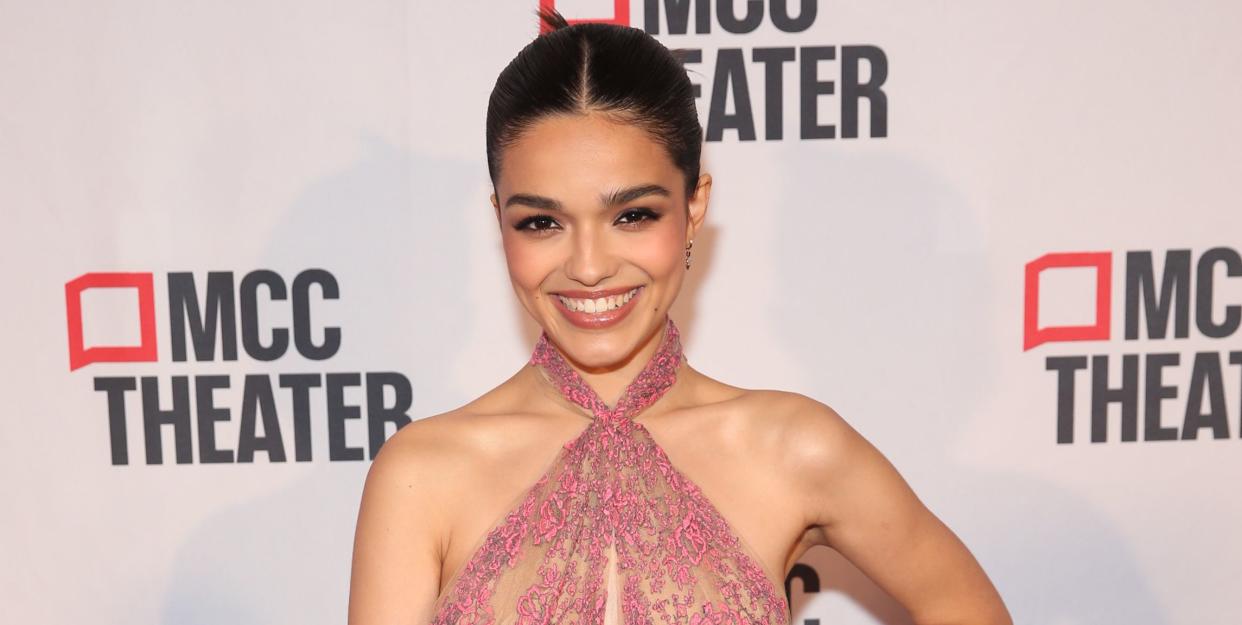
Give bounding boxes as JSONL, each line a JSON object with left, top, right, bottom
{"left": 429, "top": 319, "right": 789, "bottom": 625}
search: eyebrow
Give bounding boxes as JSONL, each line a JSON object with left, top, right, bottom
{"left": 502, "top": 183, "right": 671, "bottom": 211}
{"left": 602, "top": 183, "right": 670, "bottom": 206}
{"left": 504, "top": 193, "right": 563, "bottom": 211}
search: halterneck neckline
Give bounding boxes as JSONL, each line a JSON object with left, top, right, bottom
{"left": 528, "top": 317, "right": 684, "bottom": 423}
{"left": 434, "top": 315, "right": 790, "bottom": 625}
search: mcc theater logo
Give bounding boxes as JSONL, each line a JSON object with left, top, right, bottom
{"left": 65, "top": 269, "right": 413, "bottom": 465}
{"left": 1024, "top": 248, "right": 1242, "bottom": 444}
{"left": 542, "top": 0, "right": 888, "bottom": 142}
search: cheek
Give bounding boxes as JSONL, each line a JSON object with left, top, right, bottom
{"left": 627, "top": 222, "right": 685, "bottom": 276}
{"left": 500, "top": 233, "right": 554, "bottom": 293}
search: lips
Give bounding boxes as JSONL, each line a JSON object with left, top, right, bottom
{"left": 550, "top": 285, "right": 644, "bottom": 329}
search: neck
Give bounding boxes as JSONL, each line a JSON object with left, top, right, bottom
{"left": 557, "top": 318, "right": 670, "bottom": 409}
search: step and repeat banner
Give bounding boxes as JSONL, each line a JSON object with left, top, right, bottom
{"left": 3, "top": 1, "right": 1240, "bottom": 624}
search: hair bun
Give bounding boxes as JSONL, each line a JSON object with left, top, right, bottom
{"left": 537, "top": 6, "right": 570, "bottom": 34}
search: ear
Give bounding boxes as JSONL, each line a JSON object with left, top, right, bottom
{"left": 491, "top": 191, "right": 501, "bottom": 225}
{"left": 686, "top": 173, "right": 711, "bottom": 242}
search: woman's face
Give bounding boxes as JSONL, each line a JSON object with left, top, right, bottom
{"left": 492, "top": 112, "right": 709, "bottom": 372}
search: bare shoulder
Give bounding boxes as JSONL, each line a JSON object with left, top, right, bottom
{"left": 755, "top": 391, "right": 869, "bottom": 464}
{"left": 349, "top": 397, "right": 523, "bottom": 625}
{"left": 713, "top": 386, "right": 863, "bottom": 458}
{"left": 355, "top": 405, "right": 492, "bottom": 555}
{"left": 723, "top": 387, "right": 841, "bottom": 422}
{"left": 359, "top": 371, "right": 572, "bottom": 536}
{"left": 347, "top": 409, "right": 462, "bottom": 624}
{"left": 364, "top": 393, "right": 529, "bottom": 512}
{"left": 715, "top": 387, "right": 893, "bottom": 512}
{"left": 366, "top": 407, "right": 475, "bottom": 494}
{"left": 376, "top": 403, "right": 487, "bottom": 464}
{"left": 368, "top": 371, "right": 534, "bottom": 483}
{"left": 681, "top": 379, "right": 870, "bottom": 475}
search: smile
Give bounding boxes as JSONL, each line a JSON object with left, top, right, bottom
{"left": 556, "top": 287, "right": 640, "bottom": 313}
{"left": 551, "top": 286, "right": 644, "bottom": 329}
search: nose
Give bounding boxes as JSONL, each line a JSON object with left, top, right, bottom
{"left": 564, "top": 223, "right": 616, "bottom": 287}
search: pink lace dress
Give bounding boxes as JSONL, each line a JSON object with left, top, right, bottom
{"left": 429, "top": 318, "right": 790, "bottom": 625}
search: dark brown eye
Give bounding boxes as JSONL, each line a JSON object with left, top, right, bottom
{"left": 615, "top": 208, "right": 660, "bottom": 226}
{"left": 514, "top": 215, "right": 560, "bottom": 232}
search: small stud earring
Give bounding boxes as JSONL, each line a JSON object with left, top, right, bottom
{"left": 684, "top": 239, "right": 694, "bottom": 270}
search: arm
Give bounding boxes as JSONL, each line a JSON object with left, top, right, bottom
{"left": 348, "top": 421, "right": 450, "bottom": 625}
{"left": 786, "top": 398, "right": 1012, "bottom": 625}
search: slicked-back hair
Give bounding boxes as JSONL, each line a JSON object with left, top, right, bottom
{"left": 486, "top": 8, "right": 703, "bottom": 197}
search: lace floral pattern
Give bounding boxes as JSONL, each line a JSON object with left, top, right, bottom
{"left": 430, "top": 318, "right": 789, "bottom": 624}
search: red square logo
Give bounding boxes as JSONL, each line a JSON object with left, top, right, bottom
{"left": 1023, "top": 252, "right": 1112, "bottom": 350}
{"left": 65, "top": 272, "right": 159, "bottom": 370}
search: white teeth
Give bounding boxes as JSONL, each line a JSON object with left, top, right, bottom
{"left": 557, "top": 287, "right": 640, "bottom": 314}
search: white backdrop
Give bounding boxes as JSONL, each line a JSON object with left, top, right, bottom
{"left": 3, "top": 1, "right": 1241, "bottom": 624}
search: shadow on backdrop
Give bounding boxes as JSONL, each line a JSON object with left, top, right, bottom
{"left": 768, "top": 149, "right": 1166, "bottom": 625}
{"left": 159, "top": 137, "right": 478, "bottom": 625}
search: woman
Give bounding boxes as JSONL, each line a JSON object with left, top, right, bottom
{"left": 350, "top": 9, "right": 1010, "bottom": 625}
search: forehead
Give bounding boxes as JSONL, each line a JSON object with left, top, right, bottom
{"left": 496, "top": 112, "right": 682, "bottom": 202}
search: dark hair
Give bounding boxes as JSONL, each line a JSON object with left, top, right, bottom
{"left": 486, "top": 9, "right": 703, "bottom": 197}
